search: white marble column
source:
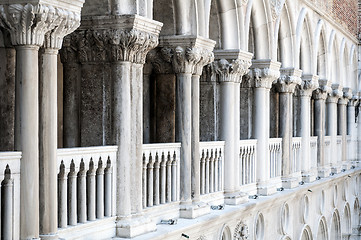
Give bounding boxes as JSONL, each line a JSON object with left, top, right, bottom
{"left": 275, "top": 69, "right": 302, "bottom": 188}
{"left": 347, "top": 96, "right": 358, "bottom": 164}
{"left": 327, "top": 84, "right": 343, "bottom": 173}
{"left": 0, "top": 3, "right": 82, "bottom": 239}
{"left": 250, "top": 60, "right": 281, "bottom": 196}
{"left": 213, "top": 50, "right": 252, "bottom": 204}
{"left": 339, "top": 88, "right": 352, "bottom": 169}
{"left": 299, "top": 75, "right": 319, "bottom": 182}
{"left": 313, "top": 79, "right": 331, "bottom": 178}
{"left": 160, "top": 36, "right": 215, "bottom": 219}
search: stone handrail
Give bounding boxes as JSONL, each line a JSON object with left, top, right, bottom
{"left": 292, "top": 137, "right": 302, "bottom": 173}
{"left": 310, "top": 136, "right": 318, "bottom": 170}
{"left": 199, "top": 141, "right": 225, "bottom": 195}
{"left": 324, "top": 136, "right": 332, "bottom": 165}
{"left": 0, "top": 152, "right": 21, "bottom": 240}
{"left": 346, "top": 135, "right": 352, "bottom": 161}
{"left": 336, "top": 135, "right": 342, "bottom": 163}
{"left": 57, "top": 146, "right": 118, "bottom": 228}
{"left": 269, "top": 138, "right": 282, "bottom": 179}
{"left": 239, "top": 139, "right": 257, "bottom": 186}
{"left": 142, "top": 143, "right": 181, "bottom": 208}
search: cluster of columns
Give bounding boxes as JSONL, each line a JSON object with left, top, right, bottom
{"left": 0, "top": 1, "right": 82, "bottom": 239}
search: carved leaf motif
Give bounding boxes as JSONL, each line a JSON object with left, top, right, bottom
{"left": 234, "top": 221, "right": 249, "bottom": 240}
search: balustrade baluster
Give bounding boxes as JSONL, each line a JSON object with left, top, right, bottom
{"left": 153, "top": 154, "right": 160, "bottom": 206}
{"left": 200, "top": 150, "right": 205, "bottom": 195}
{"left": 214, "top": 151, "right": 219, "bottom": 192}
{"left": 87, "top": 159, "right": 96, "bottom": 221}
{"left": 104, "top": 158, "right": 112, "bottom": 217}
{"left": 160, "top": 153, "right": 166, "bottom": 204}
{"left": 96, "top": 158, "right": 104, "bottom": 219}
{"left": 142, "top": 154, "right": 148, "bottom": 208}
{"left": 166, "top": 152, "right": 172, "bottom": 203}
{"left": 2, "top": 165, "right": 13, "bottom": 240}
{"left": 171, "top": 153, "right": 177, "bottom": 201}
{"left": 68, "top": 160, "right": 77, "bottom": 226}
{"left": 147, "top": 154, "right": 154, "bottom": 207}
{"left": 205, "top": 151, "right": 210, "bottom": 194}
{"left": 209, "top": 149, "right": 215, "bottom": 193}
{"left": 58, "top": 161, "right": 68, "bottom": 228}
{"left": 77, "top": 160, "right": 87, "bottom": 223}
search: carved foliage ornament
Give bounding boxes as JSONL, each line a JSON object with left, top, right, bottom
{"left": 0, "top": 3, "right": 80, "bottom": 47}
{"left": 251, "top": 67, "right": 280, "bottom": 89}
{"left": 277, "top": 74, "right": 302, "bottom": 93}
{"left": 234, "top": 221, "right": 249, "bottom": 240}
{"left": 212, "top": 58, "right": 251, "bottom": 83}
{"left": 270, "top": 0, "right": 285, "bottom": 21}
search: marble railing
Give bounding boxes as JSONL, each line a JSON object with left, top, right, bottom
{"left": 310, "top": 136, "right": 318, "bottom": 170}
{"left": 239, "top": 140, "right": 257, "bottom": 186}
{"left": 292, "top": 137, "right": 302, "bottom": 173}
{"left": 324, "top": 136, "right": 331, "bottom": 163}
{"left": 57, "top": 146, "right": 117, "bottom": 228}
{"left": 199, "top": 141, "right": 224, "bottom": 195}
{"left": 0, "top": 152, "right": 21, "bottom": 240}
{"left": 346, "top": 135, "right": 351, "bottom": 161}
{"left": 142, "top": 143, "right": 181, "bottom": 208}
{"left": 269, "top": 138, "right": 282, "bottom": 179}
{"left": 336, "top": 135, "right": 342, "bottom": 162}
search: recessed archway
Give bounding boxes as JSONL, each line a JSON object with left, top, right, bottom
{"left": 330, "top": 210, "right": 341, "bottom": 240}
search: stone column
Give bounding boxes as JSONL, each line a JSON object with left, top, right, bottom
{"left": 159, "top": 36, "right": 215, "bottom": 218}
{"left": 250, "top": 60, "right": 281, "bottom": 196}
{"left": 313, "top": 79, "right": 331, "bottom": 178}
{"left": 347, "top": 96, "right": 358, "bottom": 165}
{"left": 213, "top": 50, "right": 252, "bottom": 203}
{"left": 327, "top": 84, "right": 343, "bottom": 173}
{"left": 299, "top": 75, "right": 319, "bottom": 182}
{"left": 339, "top": 88, "right": 352, "bottom": 169}
{"left": 39, "top": 16, "right": 80, "bottom": 239}
{"left": 94, "top": 16, "right": 162, "bottom": 238}
{"left": 275, "top": 68, "right": 302, "bottom": 188}
{"left": 0, "top": 3, "right": 82, "bottom": 239}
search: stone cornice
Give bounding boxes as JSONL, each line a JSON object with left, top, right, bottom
{"left": 158, "top": 36, "right": 216, "bottom": 74}
{"left": 275, "top": 68, "right": 302, "bottom": 93}
{"left": 212, "top": 50, "right": 253, "bottom": 83}
{"left": 249, "top": 59, "right": 281, "bottom": 89}
{"left": 300, "top": 74, "right": 319, "bottom": 97}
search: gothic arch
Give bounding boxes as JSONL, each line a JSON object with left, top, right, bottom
{"left": 274, "top": 0, "right": 295, "bottom": 67}
{"left": 341, "top": 202, "right": 352, "bottom": 238}
{"left": 313, "top": 20, "right": 328, "bottom": 79}
{"left": 316, "top": 216, "right": 328, "bottom": 240}
{"left": 218, "top": 224, "right": 232, "bottom": 240}
{"left": 353, "top": 198, "right": 360, "bottom": 234}
{"left": 328, "top": 30, "right": 340, "bottom": 84}
{"left": 295, "top": 8, "right": 313, "bottom": 74}
{"left": 300, "top": 225, "right": 313, "bottom": 240}
{"left": 339, "top": 38, "right": 348, "bottom": 87}
{"left": 349, "top": 44, "right": 358, "bottom": 90}
{"left": 330, "top": 209, "right": 341, "bottom": 240}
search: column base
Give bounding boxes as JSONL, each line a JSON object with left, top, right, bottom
{"left": 257, "top": 182, "right": 277, "bottom": 196}
{"left": 331, "top": 164, "right": 342, "bottom": 174}
{"left": 39, "top": 234, "right": 58, "bottom": 240}
{"left": 116, "top": 215, "right": 156, "bottom": 238}
{"left": 179, "top": 201, "right": 210, "bottom": 219}
{"left": 342, "top": 161, "right": 351, "bottom": 170}
{"left": 318, "top": 167, "right": 331, "bottom": 178}
{"left": 224, "top": 191, "right": 249, "bottom": 205}
{"left": 281, "top": 177, "right": 299, "bottom": 189}
{"left": 302, "top": 173, "right": 316, "bottom": 183}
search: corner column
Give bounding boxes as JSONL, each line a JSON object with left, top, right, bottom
{"left": 275, "top": 68, "right": 302, "bottom": 188}
{"left": 213, "top": 50, "right": 252, "bottom": 203}
{"left": 299, "top": 75, "right": 319, "bottom": 182}
{"left": 347, "top": 96, "right": 358, "bottom": 165}
{"left": 250, "top": 60, "right": 281, "bottom": 196}
{"left": 339, "top": 88, "right": 352, "bottom": 169}
{"left": 326, "top": 84, "right": 343, "bottom": 173}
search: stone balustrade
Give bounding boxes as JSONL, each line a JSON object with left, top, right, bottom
{"left": 269, "top": 138, "right": 283, "bottom": 179}
{"left": 310, "top": 136, "right": 318, "bottom": 171}
{"left": 0, "top": 152, "right": 21, "bottom": 240}
{"left": 324, "top": 136, "right": 332, "bottom": 170}
{"left": 56, "top": 146, "right": 117, "bottom": 237}
{"left": 292, "top": 137, "right": 302, "bottom": 174}
{"left": 239, "top": 140, "right": 257, "bottom": 186}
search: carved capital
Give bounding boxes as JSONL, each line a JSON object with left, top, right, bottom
{"left": 343, "top": 87, "right": 353, "bottom": 100}
{"left": 234, "top": 221, "right": 249, "bottom": 240}
{"left": 300, "top": 74, "right": 319, "bottom": 97}
{"left": 275, "top": 68, "right": 302, "bottom": 93}
{"left": 327, "top": 83, "right": 343, "bottom": 103}
{"left": 159, "top": 35, "right": 215, "bottom": 74}
{"left": 146, "top": 48, "right": 173, "bottom": 74}
{"left": 270, "top": 0, "right": 285, "bottom": 21}
{"left": 0, "top": 3, "right": 81, "bottom": 47}
{"left": 250, "top": 60, "right": 281, "bottom": 89}
{"left": 313, "top": 79, "right": 331, "bottom": 100}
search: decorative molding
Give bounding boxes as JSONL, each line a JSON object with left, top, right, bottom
{"left": 212, "top": 58, "right": 251, "bottom": 83}
{"left": 0, "top": 3, "right": 80, "bottom": 47}
{"left": 234, "top": 221, "right": 249, "bottom": 240}
{"left": 250, "top": 60, "right": 281, "bottom": 89}
{"left": 270, "top": 0, "right": 285, "bottom": 21}
{"left": 197, "top": 235, "right": 207, "bottom": 240}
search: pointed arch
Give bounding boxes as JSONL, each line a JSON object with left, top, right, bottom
{"left": 295, "top": 8, "right": 313, "bottom": 74}
{"left": 349, "top": 44, "right": 358, "bottom": 90}
{"left": 300, "top": 225, "right": 313, "bottom": 240}
{"left": 313, "top": 20, "right": 328, "bottom": 79}
{"left": 353, "top": 198, "right": 360, "bottom": 235}
{"left": 339, "top": 38, "right": 348, "bottom": 87}
{"left": 328, "top": 30, "right": 340, "bottom": 84}
{"left": 342, "top": 202, "right": 352, "bottom": 238}
{"left": 330, "top": 209, "right": 341, "bottom": 240}
{"left": 317, "top": 216, "right": 328, "bottom": 240}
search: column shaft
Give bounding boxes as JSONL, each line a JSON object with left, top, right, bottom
{"left": 234, "top": 82, "right": 241, "bottom": 189}
{"left": 15, "top": 45, "right": 40, "bottom": 239}
{"left": 314, "top": 97, "right": 329, "bottom": 176}
{"left": 347, "top": 103, "right": 356, "bottom": 162}
{"left": 279, "top": 92, "right": 291, "bottom": 177}
{"left": 39, "top": 49, "right": 58, "bottom": 238}
{"left": 176, "top": 73, "right": 192, "bottom": 204}
{"left": 112, "top": 62, "right": 132, "bottom": 217}
{"left": 300, "top": 95, "right": 312, "bottom": 181}
{"left": 338, "top": 102, "right": 347, "bottom": 165}
{"left": 326, "top": 100, "right": 338, "bottom": 172}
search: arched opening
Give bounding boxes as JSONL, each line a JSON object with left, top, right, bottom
{"left": 300, "top": 225, "right": 313, "bottom": 240}
{"left": 219, "top": 224, "right": 232, "bottom": 240}
{"left": 353, "top": 198, "right": 360, "bottom": 236}
{"left": 342, "top": 203, "right": 352, "bottom": 239}
{"left": 330, "top": 210, "right": 341, "bottom": 240}
{"left": 255, "top": 213, "right": 265, "bottom": 240}
{"left": 316, "top": 216, "right": 328, "bottom": 240}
